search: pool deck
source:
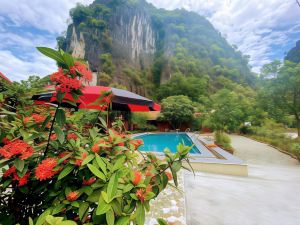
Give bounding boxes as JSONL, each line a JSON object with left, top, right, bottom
{"left": 186, "top": 133, "right": 248, "bottom": 176}
{"left": 134, "top": 132, "right": 248, "bottom": 176}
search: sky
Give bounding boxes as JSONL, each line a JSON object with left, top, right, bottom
{"left": 0, "top": 0, "right": 299, "bottom": 81}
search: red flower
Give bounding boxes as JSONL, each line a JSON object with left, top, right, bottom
{"left": 82, "top": 177, "right": 96, "bottom": 186}
{"left": 117, "top": 142, "right": 125, "bottom": 147}
{"left": 32, "top": 114, "right": 45, "bottom": 123}
{"left": 3, "top": 166, "right": 30, "bottom": 186}
{"left": 75, "top": 152, "right": 88, "bottom": 167}
{"left": 165, "top": 171, "right": 173, "bottom": 181}
{"left": 72, "top": 61, "right": 92, "bottom": 82}
{"left": 130, "top": 139, "right": 144, "bottom": 150}
{"left": 2, "top": 137, "right": 11, "bottom": 145}
{"left": 3, "top": 166, "right": 16, "bottom": 178}
{"left": 146, "top": 184, "right": 152, "bottom": 193}
{"left": 17, "top": 172, "right": 30, "bottom": 187}
{"left": 23, "top": 117, "right": 32, "bottom": 124}
{"left": 50, "top": 134, "right": 57, "bottom": 141}
{"left": 0, "top": 139, "right": 33, "bottom": 159}
{"left": 67, "top": 133, "right": 78, "bottom": 140}
{"left": 136, "top": 188, "right": 146, "bottom": 202}
{"left": 91, "top": 144, "right": 100, "bottom": 153}
{"left": 132, "top": 171, "right": 142, "bottom": 186}
{"left": 145, "top": 170, "right": 153, "bottom": 177}
{"left": 50, "top": 68, "right": 65, "bottom": 83}
{"left": 67, "top": 191, "right": 79, "bottom": 202}
{"left": 35, "top": 158, "right": 58, "bottom": 181}
{"left": 56, "top": 76, "right": 82, "bottom": 93}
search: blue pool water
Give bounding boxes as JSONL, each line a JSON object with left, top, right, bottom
{"left": 135, "top": 133, "right": 201, "bottom": 154}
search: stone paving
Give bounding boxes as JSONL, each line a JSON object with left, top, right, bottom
{"left": 145, "top": 171, "right": 186, "bottom": 225}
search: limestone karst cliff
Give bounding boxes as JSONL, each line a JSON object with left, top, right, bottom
{"left": 59, "top": 0, "right": 254, "bottom": 96}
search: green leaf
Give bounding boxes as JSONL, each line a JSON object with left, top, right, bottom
{"left": 96, "top": 196, "right": 111, "bottom": 215}
{"left": 37, "top": 47, "right": 65, "bottom": 64}
{"left": 2, "top": 179, "right": 11, "bottom": 189}
{"left": 71, "top": 201, "right": 80, "bottom": 207}
{"left": 95, "top": 154, "right": 107, "bottom": 175}
{"left": 56, "top": 108, "right": 66, "bottom": 127}
{"left": 87, "top": 189, "right": 101, "bottom": 202}
{"left": 145, "top": 192, "right": 156, "bottom": 201}
{"left": 60, "top": 221, "right": 77, "bottom": 225}
{"left": 54, "top": 126, "right": 65, "bottom": 144}
{"left": 14, "top": 158, "right": 24, "bottom": 172}
{"left": 106, "top": 209, "right": 115, "bottom": 225}
{"left": 79, "top": 202, "right": 89, "bottom": 221}
{"left": 115, "top": 216, "right": 130, "bottom": 225}
{"left": 28, "top": 217, "right": 34, "bottom": 225}
{"left": 87, "top": 164, "right": 106, "bottom": 181}
{"left": 36, "top": 208, "right": 52, "bottom": 225}
{"left": 98, "top": 116, "right": 107, "bottom": 128}
{"left": 52, "top": 204, "right": 66, "bottom": 215}
{"left": 58, "top": 165, "right": 74, "bottom": 180}
{"left": 107, "top": 173, "right": 118, "bottom": 201}
{"left": 161, "top": 172, "right": 169, "bottom": 189}
{"left": 130, "top": 193, "right": 138, "bottom": 200}
{"left": 82, "top": 155, "right": 95, "bottom": 166}
{"left": 62, "top": 52, "right": 74, "bottom": 68}
{"left": 80, "top": 186, "right": 93, "bottom": 195}
{"left": 101, "top": 191, "right": 109, "bottom": 203}
{"left": 157, "top": 218, "right": 168, "bottom": 225}
{"left": 123, "top": 184, "right": 134, "bottom": 193}
{"left": 41, "top": 115, "right": 52, "bottom": 130}
{"left": 45, "top": 215, "right": 64, "bottom": 224}
{"left": 171, "top": 161, "right": 182, "bottom": 173}
{"left": 57, "top": 91, "right": 66, "bottom": 104}
{"left": 112, "top": 156, "right": 125, "bottom": 172}
{"left": 171, "top": 168, "right": 178, "bottom": 187}
{"left": 111, "top": 200, "right": 122, "bottom": 216}
{"left": 89, "top": 128, "right": 98, "bottom": 140}
{"left": 136, "top": 202, "right": 145, "bottom": 225}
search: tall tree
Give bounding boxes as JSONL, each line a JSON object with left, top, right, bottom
{"left": 271, "top": 61, "right": 300, "bottom": 135}
{"left": 160, "top": 95, "right": 194, "bottom": 129}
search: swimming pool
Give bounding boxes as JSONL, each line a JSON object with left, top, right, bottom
{"left": 134, "top": 133, "right": 201, "bottom": 154}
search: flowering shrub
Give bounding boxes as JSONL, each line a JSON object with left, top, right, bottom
{"left": 0, "top": 47, "right": 192, "bottom": 225}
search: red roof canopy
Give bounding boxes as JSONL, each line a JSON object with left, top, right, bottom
{"left": 33, "top": 86, "right": 161, "bottom": 112}
{"left": 0, "top": 72, "right": 12, "bottom": 84}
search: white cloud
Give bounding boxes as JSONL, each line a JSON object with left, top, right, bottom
{"left": 0, "top": 0, "right": 93, "bottom": 81}
{"left": 0, "top": 50, "right": 57, "bottom": 81}
{"left": 0, "top": 0, "right": 93, "bottom": 34}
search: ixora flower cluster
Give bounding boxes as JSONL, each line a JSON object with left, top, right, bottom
{"left": 0, "top": 47, "right": 192, "bottom": 225}
{"left": 50, "top": 61, "right": 92, "bottom": 94}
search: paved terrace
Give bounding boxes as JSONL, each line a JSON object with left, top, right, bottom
{"left": 185, "top": 135, "right": 300, "bottom": 225}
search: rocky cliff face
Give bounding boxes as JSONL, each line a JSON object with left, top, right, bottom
{"left": 65, "top": 0, "right": 157, "bottom": 69}
{"left": 61, "top": 0, "right": 253, "bottom": 95}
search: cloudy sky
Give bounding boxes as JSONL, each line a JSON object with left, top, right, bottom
{"left": 0, "top": 0, "right": 299, "bottom": 81}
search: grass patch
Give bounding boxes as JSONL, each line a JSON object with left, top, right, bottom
{"left": 215, "top": 131, "right": 234, "bottom": 154}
